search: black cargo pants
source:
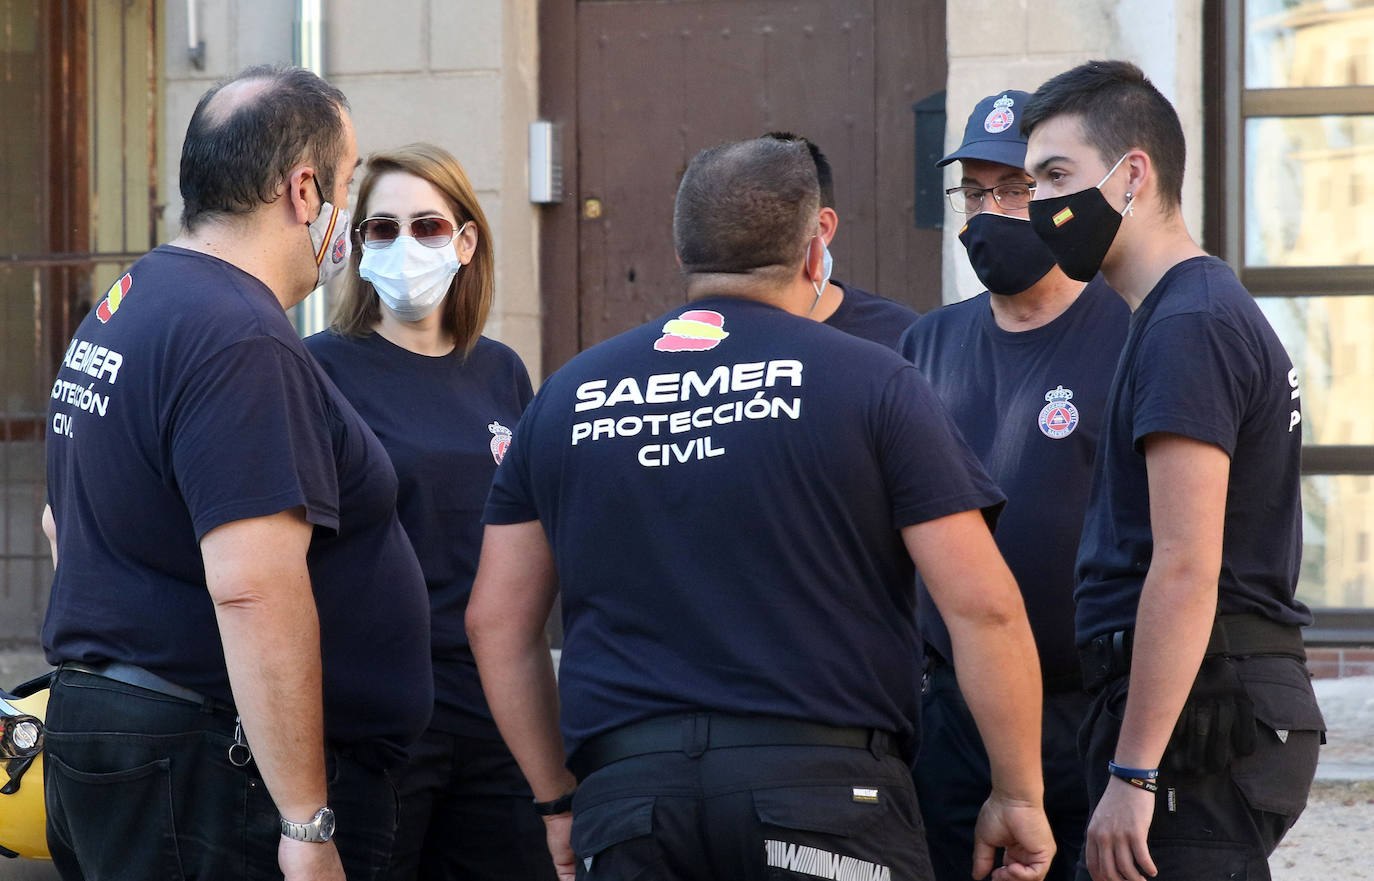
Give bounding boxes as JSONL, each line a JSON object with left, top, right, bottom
{"left": 570, "top": 743, "right": 931, "bottom": 880}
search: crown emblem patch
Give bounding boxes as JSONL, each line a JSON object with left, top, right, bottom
{"left": 984, "top": 94, "right": 1016, "bottom": 134}
{"left": 489, "top": 421, "right": 513, "bottom": 464}
{"left": 1038, "top": 385, "right": 1079, "bottom": 439}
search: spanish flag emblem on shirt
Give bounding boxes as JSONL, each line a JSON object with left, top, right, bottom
{"left": 1052, "top": 206, "right": 1075, "bottom": 227}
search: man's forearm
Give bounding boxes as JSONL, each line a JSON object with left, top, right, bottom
{"left": 475, "top": 628, "right": 575, "bottom": 801}
{"left": 213, "top": 572, "right": 329, "bottom": 822}
{"left": 202, "top": 511, "right": 329, "bottom": 826}
{"left": 1112, "top": 565, "right": 1217, "bottom": 769}
{"left": 950, "top": 616, "right": 1045, "bottom": 802}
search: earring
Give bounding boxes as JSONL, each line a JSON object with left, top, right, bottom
{"left": 1124, "top": 192, "right": 1135, "bottom": 216}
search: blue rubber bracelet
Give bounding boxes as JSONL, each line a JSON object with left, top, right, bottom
{"left": 1107, "top": 761, "right": 1159, "bottom": 792}
{"left": 1107, "top": 761, "right": 1158, "bottom": 779}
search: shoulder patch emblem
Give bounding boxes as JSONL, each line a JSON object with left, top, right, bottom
{"left": 655, "top": 309, "right": 728, "bottom": 352}
{"left": 1038, "top": 385, "right": 1079, "bottom": 439}
{"left": 95, "top": 273, "right": 133, "bottom": 323}
{"left": 489, "top": 421, "right": 512, "bottom": 464}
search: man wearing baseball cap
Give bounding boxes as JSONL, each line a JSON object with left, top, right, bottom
{"left": 899, "top": 90, "right": 1129, "bottom": 881}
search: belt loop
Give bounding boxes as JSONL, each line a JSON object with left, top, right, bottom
{"left": 1212, "top": 617, "right": 1230, "bottom": 655}
{"left": 684, "top": 713, "right": 708, "bottom": 758}
{"left": 1111, "top": 630, "right": 1128, "bottom": 670}
{"left": 868, "top": 729, "right": 887, "bottom": 761}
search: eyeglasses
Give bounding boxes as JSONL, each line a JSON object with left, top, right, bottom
{"left": 945, "top": 182, "right": 1036, "bottom": 214}
{"left": 357, "top": 215, "right": 460, "bottom": 249}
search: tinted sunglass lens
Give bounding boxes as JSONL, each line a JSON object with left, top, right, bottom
{"left": 412, "top": 217, "right": 455, "bottom": 247}
{"left": 361, "top": 218, "right": 402, "bottom": 248}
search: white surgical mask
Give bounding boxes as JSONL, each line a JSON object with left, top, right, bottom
{"left": 308, "top": 183, "right": 352, "bottom": 288}
{"left": 359, "top": 225, "right": 467, "bottom": 322}
{"left": 807, "top": 236, "right": 834, "bottom": 315}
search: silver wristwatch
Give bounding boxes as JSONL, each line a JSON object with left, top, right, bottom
{"left": 280, "top": 806, "right": 336, "bottom": 843}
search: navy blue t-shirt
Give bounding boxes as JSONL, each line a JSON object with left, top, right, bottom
{"left": 484, "top": 296, "right": 1003, "bottom": 758}
{"left": 307, "top": 330, "right": 533, "bottom": 739}
{"left": 1076, "top": 256, "right": 1311, "bottom": 644}
{"left": 824, "top": 281, "right": 921, "bottom": 350}
{"left": 44, "top": 246, "right": 433, "bottom": 766}
{"left": 898, "top": 278, "right": 1128, "bottom": 684}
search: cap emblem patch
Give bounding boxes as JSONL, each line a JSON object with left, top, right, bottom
{"left": 983, "top": 94, "right": 1016, "bottom": 134}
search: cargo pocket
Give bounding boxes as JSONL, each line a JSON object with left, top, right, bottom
{"left": 754, "top": 784, "right": 915, "bottom": 879}
{"left": 570, "top": 795, "right": 659, "bottom": 880}
{"left": 47, "top": 753, "right": 183, "bottom": 878}
{"left": 1231, "top": 658, "right": 1324, "bottom": 818}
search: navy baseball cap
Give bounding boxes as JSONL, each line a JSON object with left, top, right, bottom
{"left": 937, "top": 90, "right": 1032, "bottom": 168}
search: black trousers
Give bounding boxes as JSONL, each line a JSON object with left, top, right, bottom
{"left": 569, "top": 740, "right": 931, "bottom": 880}
{"left": 913, "top": 661, "right": 1091, "bottom": 881}
{"left": 385, "top": 727, "right": 555, "bottom": 881}
{"left": 45, "top": 668, "right": 397, "bottom": 881}
{"left": 1075, "top": 656, "right": 1323, "bottom": 881}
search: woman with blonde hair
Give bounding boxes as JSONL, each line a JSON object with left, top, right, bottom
{"left": 307, "top": 143, "right": 547, "bottom": 881}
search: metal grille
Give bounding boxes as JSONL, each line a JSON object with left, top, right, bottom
{"left": 0, "top": 1, "right": 157, "bottom": 649}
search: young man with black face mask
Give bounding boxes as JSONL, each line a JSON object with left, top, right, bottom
{"left": 898, "top": 89, "right": 1129, "bottom": 881}
{"left": 1023, "top": 61, "right": 1323, "bottom": 881}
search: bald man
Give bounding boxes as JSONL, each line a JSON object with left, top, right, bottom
{"left": 41, "top": 66, "right": 431, "bottom": 881}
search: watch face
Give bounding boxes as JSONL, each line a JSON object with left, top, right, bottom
{"left": 317, "top": 808, "right": 336, "bottom": 841}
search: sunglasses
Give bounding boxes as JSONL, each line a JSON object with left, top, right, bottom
{"left": 357, "top": 215, "right": 462, "bottom": 249}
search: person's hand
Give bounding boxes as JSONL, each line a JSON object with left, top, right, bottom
{"left": 278, "top": 837, "right": 345, "bottom": 881}
{"left": 543, "top": 812, "right": 576, "bottom": 881}
{"left": 1083, "top": 776, "right": 1157, "bottom": 881}
{"left": 972, "top": 791, "right": 1056, "bottom": 881}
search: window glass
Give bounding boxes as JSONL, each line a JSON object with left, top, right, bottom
{"left": 1245, "top": 115, "right": 1374, "bottom": 268}
{"left": 1300, "top": 474, "right": 1374, "bottom": 610}
{"left": 1246, "top": 0, "right": 1374, "bottom": 88}
{"left": 1259, "top": 296, "right": 1374, "bottom": 446}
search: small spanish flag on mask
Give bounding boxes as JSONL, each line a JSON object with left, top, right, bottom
{"left": 1052, "top": 207, "right": 1075, "bottom": 227}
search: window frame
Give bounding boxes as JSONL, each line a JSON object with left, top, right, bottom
{"left": 1205, "top": 0, "right": 1374, "bottom": 639}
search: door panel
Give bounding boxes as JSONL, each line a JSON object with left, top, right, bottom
{"left": 575, "top": 0, "right": 881, "bottom": 347}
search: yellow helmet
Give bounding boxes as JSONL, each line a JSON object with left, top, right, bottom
{"left": 1, "top": 675, "right": 50, "bottom": 861}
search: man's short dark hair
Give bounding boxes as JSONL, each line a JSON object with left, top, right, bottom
{"left": 1021, "top": 60, "right": 1185, "bottom": 210}
{"left": 673, "top": 139, "right": 819, "bottom": 279}
{"left": 764, "top": 131, "right": 834, "bottom": 208}
{"left": 180, "top": 64, "right": 349, "bottom": 229}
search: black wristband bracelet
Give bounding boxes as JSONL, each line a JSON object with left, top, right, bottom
{"left": 532, "top": 790, "right": 575, "bottom": 816}
{"left": 1107, "top": 760, "right": 1159, "bottom": 793}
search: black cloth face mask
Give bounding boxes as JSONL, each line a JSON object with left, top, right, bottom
{"left": 1028, "top": 153, "right": 1134, "bottom": 283}
{"left": 958, "top": 211, "right": 1058, "bottom": 296}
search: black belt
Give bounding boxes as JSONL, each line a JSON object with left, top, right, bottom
{"left": 568, "top": 713, "right": 900, "bottom": 781}
{"left": 1078, "top": 614, "right": 1306, "bottom": 693}
{"left": 60, "top": 660, "right": 234, "bottom": 715}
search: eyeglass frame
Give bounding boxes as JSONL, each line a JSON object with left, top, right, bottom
{"left": 355, "top": 215, "right": 466, "bottom": 249}
{"left": 944, "top": 181, "right": 1038, "bottom": 214}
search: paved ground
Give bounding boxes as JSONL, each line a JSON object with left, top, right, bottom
{"left": 2, "top": 661, "right": 1372, "bottom": 880}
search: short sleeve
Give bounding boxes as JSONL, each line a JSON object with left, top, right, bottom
{"left": 170, "top": 337, "right": 339, "bottom": 539}
{"left": 1130, "top": 313, "right": 1252, "bottom": 456}
{"left": 482, "top": 395, "right": 541, "bottom": 525}
{"left": 895, "top": 315, "right": 925, "bottom": 365}
{"left": 877, "top": 365, "right": 1005, "bottom": 528}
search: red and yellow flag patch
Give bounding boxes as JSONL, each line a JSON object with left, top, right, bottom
{"left": 95, "top": 273, "right": 132, "bottom": 324}
{"left": 1052, "top": 207, "right": 1075, "bottom": 227}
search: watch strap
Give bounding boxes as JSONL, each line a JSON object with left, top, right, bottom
{"left": 532, "top": 790, "right": 575, "bottom": 816}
